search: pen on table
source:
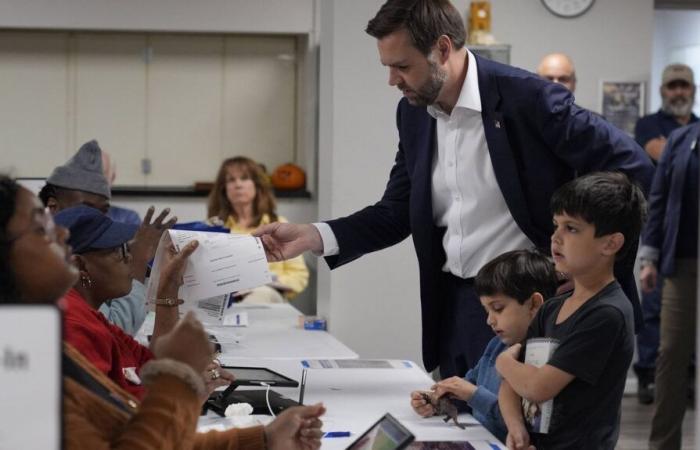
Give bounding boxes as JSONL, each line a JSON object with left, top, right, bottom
{"left": 298, "top": 368, "right": 307, "bottom": 405}
{"left": 323, "top": 431, "right": 351, "bottom": 438}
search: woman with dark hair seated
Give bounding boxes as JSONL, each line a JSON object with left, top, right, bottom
{"left": 0, "top": 175, "right": 324, "bottom": 449}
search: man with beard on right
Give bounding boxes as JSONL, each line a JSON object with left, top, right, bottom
{"left": 636, "top": 64, "right": 698, "bottom": 163}
{"left": 633, "top": 63, "right": 698, "bottom": 406}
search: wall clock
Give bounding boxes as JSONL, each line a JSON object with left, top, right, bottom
{"left": 541, "top": 0, "right": 595, "bottom": 18}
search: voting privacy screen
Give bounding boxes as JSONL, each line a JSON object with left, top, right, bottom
{"left": 0, "top": 305, "right": 61, "bottom": 450}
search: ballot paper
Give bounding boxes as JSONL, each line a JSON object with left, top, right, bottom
{"left": 147, "top": 230, "right": 272, "bottom": 316}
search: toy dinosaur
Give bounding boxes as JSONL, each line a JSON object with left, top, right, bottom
{"left": 419, "top": 391, "right": 466, "bottom": 430}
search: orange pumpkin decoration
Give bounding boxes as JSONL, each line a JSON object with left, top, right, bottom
{"left": 271, "top": 163, "right": 306, "bottom": 191}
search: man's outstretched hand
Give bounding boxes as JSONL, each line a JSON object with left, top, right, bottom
{"left": 253, "top": 223, "right": 323, "bottom": 262}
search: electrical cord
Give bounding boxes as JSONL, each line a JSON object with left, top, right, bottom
{"left": 260, "top": 382, "right": 276, "bottom": 417}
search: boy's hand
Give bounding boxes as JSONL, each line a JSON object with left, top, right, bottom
{"left": 506, "top": 423, "right": 535, "bottom": 450}
{"left": 496, "top": 343, "right": 522, "bottom": 375}
{"left": 409, "top": 391, "right": 435, "bottom": 417}
{"left": 432, "top": 377, "right": 477, "bottom": 401}
{"left": 504, "top": 343, "right": 522, "bottom": 359}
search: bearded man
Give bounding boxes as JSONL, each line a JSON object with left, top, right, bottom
{"left": 635, "top": 64, "right": 698, "bottom": 163}
{"left": 254, "top": 0, "right": 653, "bottom": 379}
{"left": 633, "top": 63, "right": 698, "bottom": 405}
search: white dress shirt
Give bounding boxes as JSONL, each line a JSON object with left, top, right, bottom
{"left": 315, "top": 50, "right": 533, "bottom": 278}
{"left": 428, "top": 49, "right": 532, "bottom": 278}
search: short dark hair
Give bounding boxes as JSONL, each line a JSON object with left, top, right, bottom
{"left": 550, "top": 172, "right": 647, "bottom": 259}
{"left": 475, "top": 249, "right": 559, "bottom": 304}
{"left": 38, "top": 182, "right": 60, "bottom": 207}
{"left": 0, "top": 175, "right": 20, "bottom": 302}
{"left": 365, "top": 0, "right": 466, "bottom": 55}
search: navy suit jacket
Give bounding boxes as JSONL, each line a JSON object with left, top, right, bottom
{"left": 642, "top": 122, "right": 700, "bottom": 276}
{"left": 325, "top": 55, "right": 654, "bottom": 371}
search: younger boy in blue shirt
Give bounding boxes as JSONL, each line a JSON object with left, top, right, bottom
{"left": 410, "top": 249, "right": 559, "bottom": 441}
{"left": 496, "top": 172, "right": 646, "bottom": 449}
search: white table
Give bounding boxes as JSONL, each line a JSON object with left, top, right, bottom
{"left": 137, "top": 303, "right": 358, "bottom": 360}
{"left": 139, "top": 303, "right": 503, "bottom": 448}
{"left": 201, "top": 358, "right": 506, "bottom": 449}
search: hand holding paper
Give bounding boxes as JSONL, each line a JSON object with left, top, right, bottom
{"left": 148, "top": 230, "right": 273, "bottom": 313}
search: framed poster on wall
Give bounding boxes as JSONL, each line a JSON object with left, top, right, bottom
{"left": 600, "top": 81, "right": 645, "bottom": 136}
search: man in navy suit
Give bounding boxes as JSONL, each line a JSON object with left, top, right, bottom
{"left": 255, "top": 0, "right": 654, "bottom": 378}
{"left": 640, "top": 122, "right": 699, "bottom": 449}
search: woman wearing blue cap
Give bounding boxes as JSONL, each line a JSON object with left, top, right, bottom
{"left": 52, "top": 204, "right": 236, "bottom": 400}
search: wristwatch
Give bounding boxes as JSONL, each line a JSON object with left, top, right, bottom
{"left": 154, "top": 298, "right": 184, "bottom": 307}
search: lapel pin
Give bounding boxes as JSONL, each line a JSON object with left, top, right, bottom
{"left": 494, "top": 120, "right": 501, "bottom": 129}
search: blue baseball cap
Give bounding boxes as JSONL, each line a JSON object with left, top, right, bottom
{"left": 54, "top": 205, "right": 138, "bottom": 254}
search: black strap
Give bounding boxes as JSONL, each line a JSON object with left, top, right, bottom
{"left": 63, "top": 352, "right": 133, "bottom": 414}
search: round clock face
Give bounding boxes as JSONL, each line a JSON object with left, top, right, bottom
{"left": 541, "top": 0, "right": 595, "bottom": 18}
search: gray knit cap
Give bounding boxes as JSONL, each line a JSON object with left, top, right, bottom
{"left": 46, "top": 140, "right": 111, "bottom": 199}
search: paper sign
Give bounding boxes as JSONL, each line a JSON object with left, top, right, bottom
{"left": 0, "top": 305, "right": 61, "bottom": 450}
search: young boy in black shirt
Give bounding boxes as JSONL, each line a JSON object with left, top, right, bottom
{"left": 496, "top": 172, "right": 647, "bottom": 450}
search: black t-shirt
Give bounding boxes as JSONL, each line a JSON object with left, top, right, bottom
{"left": 525, "top": 281, "right": 634, "bottom": 450}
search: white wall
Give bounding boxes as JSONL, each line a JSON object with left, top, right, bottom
{"left": 0, "top": 0, "right": 314, "bottom": 34}
{"left": 650, "top": 9, "right": 700, "bottom": 115}
{"left": 318, "top": 0, "right": 423, "bottom": 365}
{"left": 318, "top": 0, "right": 655, "bottom": 367}
{"left": 490, "top": 0, "right": 654, "bottom": 113}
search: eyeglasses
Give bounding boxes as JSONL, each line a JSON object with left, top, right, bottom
{"left": 5, "top": 207, "right": 57, "bottom": 245}
{"left": 84, "top": 242, "right": 131, "bottom": 263}
{"left": 544, "top": 75, "right": 575, "bottom": 84}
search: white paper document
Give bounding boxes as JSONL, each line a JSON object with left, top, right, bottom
{"left": 147, "top": 230, "right": 272, "bottom": 310}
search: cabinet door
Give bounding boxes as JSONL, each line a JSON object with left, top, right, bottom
{"left": 0, "top": 32, "right": 69, "bottom": 178}
{"left": 74, "top": 33, "right": 147, "bottom": 185}
{"left": 223, "top": 36, "right": 296, "bottom": 172}
{"left": 147, "top": 34, "right": 224, "bottom": 186}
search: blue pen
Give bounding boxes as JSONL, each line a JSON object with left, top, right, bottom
{"left": 323, "top": 431, "right": 351, "bottom": 438}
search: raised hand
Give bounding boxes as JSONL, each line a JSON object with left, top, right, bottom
{"left": 130, "top": 206, "right": 178, "bottom": 282}
{"left": 156, "top": 240, "right": 199, "bottom": 299}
